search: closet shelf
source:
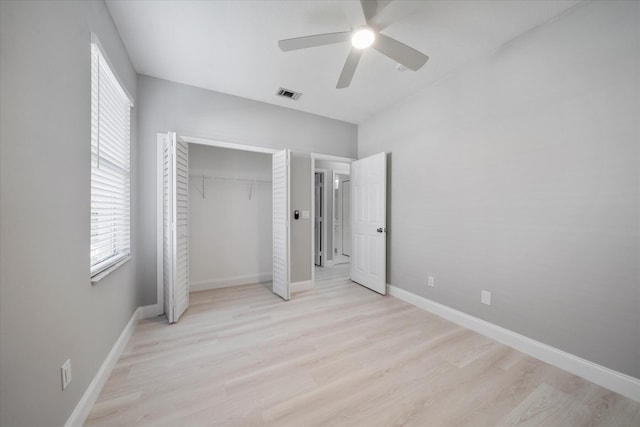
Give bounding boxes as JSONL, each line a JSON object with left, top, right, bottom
{"left": 189, "top": 174, "right": 271, "bottom": 200}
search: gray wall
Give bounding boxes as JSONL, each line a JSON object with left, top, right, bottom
{"left": 358, "top": 0, "right": 639, "bottom": 379}
{"left": 290, "top": 153, "right": 312, "bottom": 283}
{"left": 0, "top": 1, "right": 140, "bottom": 426}
{"left": 137, "top": 76, "right": 357, "bottom": 302}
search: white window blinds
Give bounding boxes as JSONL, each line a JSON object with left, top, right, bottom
{"left": 90, "top": 42, "right": 133, "bottom": 277}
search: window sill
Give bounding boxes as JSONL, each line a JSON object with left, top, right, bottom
{"left": 91, "top": 256, "right": 132, "bottom": 284}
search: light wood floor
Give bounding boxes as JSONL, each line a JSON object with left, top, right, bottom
{"left": 86, "top": 265, "right": 639, "bottom": 426}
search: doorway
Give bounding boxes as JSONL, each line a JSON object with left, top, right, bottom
{"left": 310, "top": 153, "right": 354, "bottom": 285}
{"left": 311, "top": 151, "right": 388, "bottom": 295}
{"left": 333, "top": 171, "right": 351, "bottom": 265}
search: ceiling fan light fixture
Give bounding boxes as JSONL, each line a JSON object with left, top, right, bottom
{"left": 351, "top": 27, "right": 375, "bottom": 49}
{"left": 277, "top": 1, "right": 429, "bottom": 88}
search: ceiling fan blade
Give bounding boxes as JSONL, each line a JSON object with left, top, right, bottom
{"left": 372, "top": 33, "right": 428, "bottom": 71}
{"left": 370, "top": 1, "right": 420, "bottom": 31}
{"left": 336, "top": 48, "right": 363, "bottom": 89}
{"left": 360, "top": 0, "right": 378, "bottom": 23}
{"left": 361, "top": 0, "right": 394, "bottom": 25}
{"left": 278, "top": 31, "right": 351, "bottom": 52}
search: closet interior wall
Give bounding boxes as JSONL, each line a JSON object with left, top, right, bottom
{"left": 188, "top": 144, "right": 273, "bottom": 291}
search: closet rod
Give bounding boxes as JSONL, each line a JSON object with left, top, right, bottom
{"left": 189, "top": 174, "right": 271, "bottom": 200}
{"left": 189, "top": 174, "right": 271, "bottom": 184}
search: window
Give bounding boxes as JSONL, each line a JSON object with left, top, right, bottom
{"left": 90, "top": 41, "right": 133, "bottom": 278}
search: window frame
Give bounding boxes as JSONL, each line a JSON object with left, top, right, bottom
{"left": 90, "top": 37, "right": 133, "bottom": 281}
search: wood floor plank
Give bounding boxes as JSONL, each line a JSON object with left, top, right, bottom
{"left": 85, "top": 265, "right": 640, "bottom": 426}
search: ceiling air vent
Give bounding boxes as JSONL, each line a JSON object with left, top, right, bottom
{"left": 276, "top": 87, "right": 302, "bottom": 101}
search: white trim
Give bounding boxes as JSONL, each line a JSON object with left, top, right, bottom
{"left": 291, "top": 280, "right": 313, "bottom": 293}
{"left": 181, "top": 136, "right": 279, "bottom": 154}
{"left": 387, "top": 285, "right": 640, "bottom": 402}
{"left": 311, "top": 153, "right": 356, "bottom": 163}
{"left": 90, "top": 256, "right": 131, "bottom": 284}
{"left": 190, "top": 273, "right": 273, "bottom": 292}
{"left": 313, "top": 168, "right": 328, "bottom": 268}
{"left": 64, "top": 304, "right": 156, "bottom": 427}
{"left": 139, "top": 304, "right": 161, "bottom": 319}
{"left": 310, "top": 158, "right": 315, "bottom": 284}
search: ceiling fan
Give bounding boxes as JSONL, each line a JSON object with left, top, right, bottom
{"left": 278, "top": 0, "right": 428, "bottom": 89}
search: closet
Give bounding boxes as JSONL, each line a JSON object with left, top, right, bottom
{"left": 160, "top": 132, "right": 291, "bottom": 323}
{"left": 188, "top": 144, "right": 273, "bottom": 293}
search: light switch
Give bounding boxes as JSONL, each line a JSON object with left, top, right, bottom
{"left": 301, "top": 210, "right": 310, "bottom": 219}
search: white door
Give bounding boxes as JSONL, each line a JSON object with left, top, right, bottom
{"left": 272, "top": 149, "right": 290, "bottom": 300}
{"left": 163, "top": 131, "right": 190, "bottom": 323}
{"left": 350, "top": 152, "right": 387, "bottom": 294}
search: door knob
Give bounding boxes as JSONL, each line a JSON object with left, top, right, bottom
{"left": 377, "top": 227, "right": 385, "bottom": 233}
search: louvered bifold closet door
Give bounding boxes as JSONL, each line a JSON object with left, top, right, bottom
{"left": 173, "top": 138, "right": 189, "bottom": 321}
{"left": 162, "top": 134, "right": 174, "bottom": 322}
{"left": 272, "top": 150, "right": 290, "bottom": 301}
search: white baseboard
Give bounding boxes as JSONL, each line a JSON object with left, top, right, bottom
{"left": 64, "top": 304, "right": 156, "bottom": 427}
{"left": 325, "top": 260, "right": 334, "bottom": 267}
{"left": 291, "top": 280, "right": 313, "bottom": 293}
{"left": 387, "top": 285, "right": 640, "bottom": 402}
{"left": 190, "top": 273, "right": 273, "bottom": 292}
{"left": 139, "top": 303, "right": 162, "bottom": 318}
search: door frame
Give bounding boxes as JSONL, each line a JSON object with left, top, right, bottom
{"left": 314, "top": 169, "right": 327, "bottom": 267}
{"left": 156, "top": 134, "right": 279, "bottom": 316}
{"left": 332, "top": 170, "right": 351, "bottom": 264}
{"left": 309, "top": 153, "right": 355, "bottom": 286}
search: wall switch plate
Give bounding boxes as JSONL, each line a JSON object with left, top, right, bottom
{"left": 301, "top": 210, "right": 310, "bottom": 219}
{"left": 427, "top": 276, "right": 435, "bottom": 287}
{"left": 61, "top": 359, "right": 72, "bottom": 390}
{"left": 481, "top": 290, "right": 491, "bottom": 305}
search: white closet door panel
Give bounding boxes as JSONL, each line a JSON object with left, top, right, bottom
{"left": 272, "top": 149, "right": 290, "bottom": 301}
{"left": 162, "top": 133, "right": 174, "bottom": 323}
{"left": 163, "top": 132, "right": 189, "bottom": 323}
{"left": 173, "top": 137, "right": 189, "bottom": 321}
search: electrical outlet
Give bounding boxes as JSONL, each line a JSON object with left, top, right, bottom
{"left": 427, "top": 276, "right": 435, "bottom": 287}
{"left": 481, "top": 290, "right": 491, "bottom": 306}
{"left": 61, "top": 359, "right": 72, "bottom": 390}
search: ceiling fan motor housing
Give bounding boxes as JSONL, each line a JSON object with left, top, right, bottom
{"left": 351, "top": 26, "right": 376, "bottom": 49}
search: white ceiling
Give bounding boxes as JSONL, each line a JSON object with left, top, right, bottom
{"left": 106, "top": 0, "right": 581, "bottom": 124}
